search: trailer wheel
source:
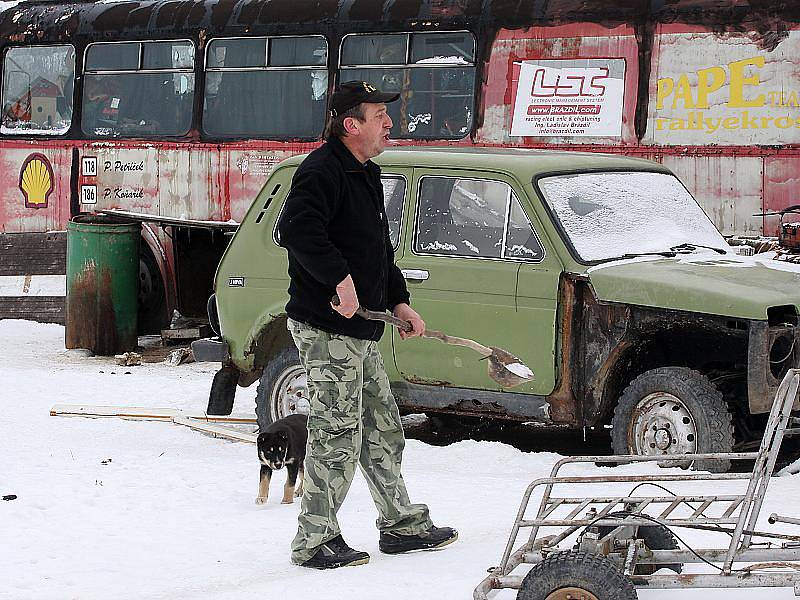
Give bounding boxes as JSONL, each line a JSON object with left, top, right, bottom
{"left": 206, "top": 365, "right": 238, "bottom": 416}
{"left": 595, "top": 524, "right": 682, "bottom": 575}
{"left": 517, "top": 550, "right": 637, "bottom": 600}
{"left": 255, "top": 347, "right": 308, "bottom": 432}
{"left": 611, "top": 367, "right": 734, "bottom": 473}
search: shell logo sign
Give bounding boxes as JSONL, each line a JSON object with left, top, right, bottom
{"left": 19, "top": 153, "right": 54, "bottom": 209}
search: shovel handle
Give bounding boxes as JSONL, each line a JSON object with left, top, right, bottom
{"left": 331, "top": 295, "right": 413, "bottom": 331}
{"left": 333, "top": 296, "right": 493, "bottom": 356}
{"left": 355, "top": 307, "right": 492, "bottom": 357}
{"left": 356, "top": 306, "right": 413, "bottom": 332}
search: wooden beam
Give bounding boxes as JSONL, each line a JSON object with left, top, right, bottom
{"left": 50, "top": 404, "right": 259, "bottom": 444}
{"left": 172, "top": 416, "right": 257, "bottom": 443}
{"left": 50, "top": 404, "right": 257, "bottom": 423}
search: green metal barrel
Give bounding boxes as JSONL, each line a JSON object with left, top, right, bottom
{"left": 66, "top": 214, "right": 141, "bottom": 355}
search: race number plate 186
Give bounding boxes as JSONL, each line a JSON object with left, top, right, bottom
{"left": 81, "top": 184, "right": 98, "bottom": 204}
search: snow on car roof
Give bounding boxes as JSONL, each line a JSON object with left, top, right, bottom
{"left": 281, "top": 146, "right": 669, "bottom": 181}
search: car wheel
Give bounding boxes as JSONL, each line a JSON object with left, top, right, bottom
{"left": 517, "top": 550, "right": 637, "bottom": 600}
{"left": 255, "top": 347, "right": 309, "bottom": 433}
{"left": 611, "top": 367, "right": 734, "bottom": 472}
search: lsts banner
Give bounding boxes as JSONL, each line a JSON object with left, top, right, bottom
{"left": 511, "top": 59, "right": 625, "bottom": 138}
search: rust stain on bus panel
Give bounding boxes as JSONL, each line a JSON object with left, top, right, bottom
{"left": 661, "top": 154, "right": 764, "bottom": 236}
{"left": 192, "top": 146, "right": 219, "bottom": 220}
{"left": 157, "top": 147, "right": 220, "bottom": 222}
{"left": 764, "top": 156, "right": 800, "bottom": 237}
{"left": 207, "top": 148, "right": 228, "bottom": 222}
{"left": 225, "top": 143, "right": 314, "bottom": 221}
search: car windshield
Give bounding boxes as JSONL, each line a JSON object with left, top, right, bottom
{"left": 537, "top": 171, "right": 728, "bottom": 262}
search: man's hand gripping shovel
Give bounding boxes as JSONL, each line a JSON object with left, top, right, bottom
{"left": 333, "top": 296, "right": 534, "bottom": 389}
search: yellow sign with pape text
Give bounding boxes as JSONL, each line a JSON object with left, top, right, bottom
{"left": 646, "top": 31, "right": 800, "bottom": 145}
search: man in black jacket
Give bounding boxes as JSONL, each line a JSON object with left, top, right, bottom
{"left": 278, "top": 81, "right": 457, "bottom": 570}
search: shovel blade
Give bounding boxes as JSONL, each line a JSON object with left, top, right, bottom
{"left": 487, "top": 346, "right": 535, "bottom": 388}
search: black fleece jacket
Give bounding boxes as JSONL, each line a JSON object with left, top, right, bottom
{"left": 277, "top": 136, "right": 410, "bottom": 341}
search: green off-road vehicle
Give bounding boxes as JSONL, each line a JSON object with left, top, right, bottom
{"left": 201, "top": 148, "right": 800, "bottom": 471}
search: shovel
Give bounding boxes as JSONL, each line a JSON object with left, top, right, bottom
{"left": 352, "top": 305, "right": 535, "bottom": 389}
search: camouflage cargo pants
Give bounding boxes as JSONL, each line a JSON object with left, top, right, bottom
{"left": 287, "top": 318, "right": 433, "bottom": 564}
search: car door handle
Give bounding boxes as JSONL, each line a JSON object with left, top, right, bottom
{"left": 401, "top": 269, "right": 429, "bottom": 281}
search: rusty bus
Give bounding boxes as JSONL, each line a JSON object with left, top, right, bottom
{"left": 1, "top": 0, "right": 799, "bottom": 331}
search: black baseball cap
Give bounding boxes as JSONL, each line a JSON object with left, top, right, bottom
{"left": 330, "top": 81, "right": 399, "bottom": 117}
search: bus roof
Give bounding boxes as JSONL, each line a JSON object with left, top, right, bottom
{"left": 1, "top": 0, "right": 797, "bottom": 41}
{"left": 280, "top": 146, "right": 671, "bottom": 181}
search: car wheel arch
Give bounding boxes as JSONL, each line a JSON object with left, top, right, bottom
{"left": 240, "top": 313, "right": 293, "bottom": 387}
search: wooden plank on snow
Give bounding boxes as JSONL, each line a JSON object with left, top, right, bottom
{"left": 50, "top": 404, "right": 257, "bottom": 423}
{"left": 172, "top": 416, "right": 257, "bottom": 443}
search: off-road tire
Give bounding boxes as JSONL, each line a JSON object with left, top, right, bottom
{"left": 206, "top": 365, "right": 238, "bottom": 415}
{"left": 517, "top": 550, "right": 637, "bottom": 600}
{"left": 611, "top": 367, "right": 735, "bottom": 473}
{"left": 255, "top": 346, "right": 305, "bottom": 433}
{"left": 594, "top": 524, "right": 682, "bottom": 575}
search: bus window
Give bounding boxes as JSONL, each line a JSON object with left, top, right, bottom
{"left": 1, "top": 45, "right": 75, "bottom": 135}
{"left": 340, "top": 32, "right": 475, "bottom": 140}
{"left": 340, "top": 34, "right": 407, "bottom": 65}
{"left": 203, "top": 35, "right": 328, "bottom": 140}
{"left": 81, "top": 40, "right": 195, "bottom": 138}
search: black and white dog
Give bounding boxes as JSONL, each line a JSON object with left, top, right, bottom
{"left": 255, "top": 413, "right": 308, "bottom": 505}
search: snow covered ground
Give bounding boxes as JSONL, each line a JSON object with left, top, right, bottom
{"left": 3, "top": 318, "right": 800, "bottom": 599}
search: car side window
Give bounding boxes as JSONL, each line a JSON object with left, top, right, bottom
{"left": 504, "top": 195, "right": 545, "bottom": 261}
{"left": 381, "top": 175, "right": 405, "bottom": 249}
{"left": 414, "top": 176, "right": 544, "bottom": 261}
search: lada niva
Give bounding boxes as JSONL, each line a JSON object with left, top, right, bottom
{"left": 204, "top": 148, "right": 800, "bottom": 471}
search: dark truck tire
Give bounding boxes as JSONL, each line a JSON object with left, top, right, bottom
{"left": 206, "top": 365, "right": 238, "bottom": 415}
{"left": 255, "top": 347, "right": 308, "bottom": 433}
{"left": 611, "top": 367, "right": 735, "bottom": 473}
{"left": 517, "top": 550, "right": 637, "bottom": 600}
{"left": 137, "top": 249, "right": 167, "bottom": 335}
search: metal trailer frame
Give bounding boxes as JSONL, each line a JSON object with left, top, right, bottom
{"left": 475, "top": 369, "right": 800, "bottom": 599}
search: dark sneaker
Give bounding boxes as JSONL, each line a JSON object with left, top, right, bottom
{"left": 379, "top": 526, "right": 458, "bottom": 554}
{"left": 299, "top": 535, "right": 370, "bottom": 569}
